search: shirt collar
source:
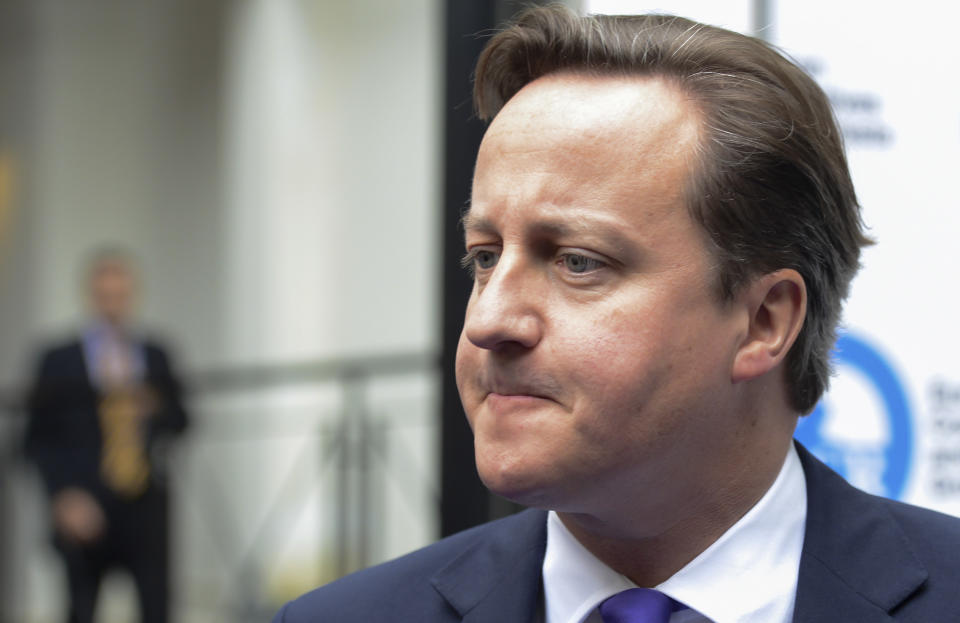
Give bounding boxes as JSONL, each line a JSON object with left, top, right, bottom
{"left": 83, "top": 319, "right": 136, "bottom": 344}
{"left": 542, "top": 444, "right": 807, "bottom": 623}
{"left": 81, "top": 320, "right": 147, "bottom": 385}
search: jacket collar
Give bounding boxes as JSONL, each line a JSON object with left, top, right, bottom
{"left": 431, "top": 509, "right": 547, "bottom": 622}
{"left": 427, "top": 444, "right": 930, "bottom": 622}
{"left": 793, "top": 442, "right": 927, "bottom": 621}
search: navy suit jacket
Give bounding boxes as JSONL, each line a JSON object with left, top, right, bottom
{"left": 273, "top": 443, "right": 960, "bottom": 622}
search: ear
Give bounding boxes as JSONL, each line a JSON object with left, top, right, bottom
{"left": 731, "top": 269, "right": 807, "bottom": 383}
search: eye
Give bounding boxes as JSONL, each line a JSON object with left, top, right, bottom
{"left": 461, "top": 248, "right": 500, "bottom": 276}
{"left": 474, "top": 250, "right": 499, "bottom": 270}
{"left": 560, "top": 253, "right": 606, "bottom": 274}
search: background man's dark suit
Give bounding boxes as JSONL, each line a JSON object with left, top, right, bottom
{"left": 25, "top": 337, "right": 188, "bottom": 623}
{"left": 273, "top": 444, "right": 960, "bottom": 622}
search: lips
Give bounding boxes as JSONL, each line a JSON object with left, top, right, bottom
{"left": 485, "top": 392, "right": 554, "bottom": 417}
{"left": 489, "top": 387, "right": 552, "bottom": 400}
{"left": 482, "top": 371, "right": 563, "bottom": 406}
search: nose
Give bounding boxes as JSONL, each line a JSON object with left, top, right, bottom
{"left": 462, "top": 254, "right": 543, "bottom": 352}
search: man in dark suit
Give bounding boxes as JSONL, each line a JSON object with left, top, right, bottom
{"left": 275, "top": 7, "right": 960, "bottom": 622}
{"left": 25, "top": 249, "right": 188, "bottom": 623}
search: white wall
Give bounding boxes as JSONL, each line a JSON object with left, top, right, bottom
{"left": 222, "top": 0, "right": 440, "bottom": 365}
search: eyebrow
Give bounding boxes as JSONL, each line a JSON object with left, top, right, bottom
{"left": 460, "top": 211, "right": 495, "bottom": 235}
{"left": 461, "top": 209, "right": 638, "bottom": 260}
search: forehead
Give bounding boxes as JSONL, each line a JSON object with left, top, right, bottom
{"left": 478, "top": 73, "right": 699, "bottom": 170}
{"left": 470, "top": 74, "right": 702, "bottom": 236}
{"left": 90, "top": 259, "right": 134, "bottom": 282}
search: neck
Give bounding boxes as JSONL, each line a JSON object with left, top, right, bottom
{"left": 95, "top": 315, "right": 127, "bottom": 332}
{"left": 557, "top": 432, "right": 795, "bottom": 587}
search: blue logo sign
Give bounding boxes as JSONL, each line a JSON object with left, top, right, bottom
{"left": 795, "top": 333, "right": 913, "bottom": 499}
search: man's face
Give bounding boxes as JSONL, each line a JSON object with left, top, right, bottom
{"left": 89, "top": 260, "right": 136, "bottom": 326}
{"left": 455, "top": 74, "right": 748, "bottom": 518}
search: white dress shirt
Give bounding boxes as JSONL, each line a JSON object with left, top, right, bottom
{"left": 82, "top": 321, "right": 146, "bottom": 388}
{"left": 542, "top": 444, "right": 807, "bottom": 623}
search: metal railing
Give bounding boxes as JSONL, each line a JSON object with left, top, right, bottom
{"left": 1, "top": 350, "right": 441, "bottom": 623}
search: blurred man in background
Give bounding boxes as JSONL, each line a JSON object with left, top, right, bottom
{"left": 25, "top": 248, "right": 188, "bottom": 623}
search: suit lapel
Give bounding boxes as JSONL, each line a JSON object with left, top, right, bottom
{"left": 793, "top": 443, "right": 927, "bottom": 622}
{"left": 431, "top": 509, "right": 547, "bottom": 623}
{"left": 68, "top": 340, "right": 95, "bottom": 388}
{"left": 428, "top": 447, "right": 931, "bottom": 622}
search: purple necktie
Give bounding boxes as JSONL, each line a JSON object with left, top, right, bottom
{"left": 599, "top": 588, "right": 687, "bottom": 623}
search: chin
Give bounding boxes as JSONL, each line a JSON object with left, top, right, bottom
{"left": 476, "top": 457, "right": 558, "bottom": 510}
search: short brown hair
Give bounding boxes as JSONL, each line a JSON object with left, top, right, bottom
{"left": 473, "top": 5, "right": 871, "bottom": 414}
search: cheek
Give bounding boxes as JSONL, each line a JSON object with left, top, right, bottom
{"left": 454, "top": 333, "right": 482, "bottom": 414}
{"left": 454, "top": 326, "right": 476, "bottom": 368}
{"left": 556, "top": 309, "right": 686, "bottom": 431}
{"left": 556, "top": 309, "right": 662, "bottom": 384}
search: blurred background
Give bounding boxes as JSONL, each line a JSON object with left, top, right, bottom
{"left": 0, "top": 0, "right": 957, "bottom": 621}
